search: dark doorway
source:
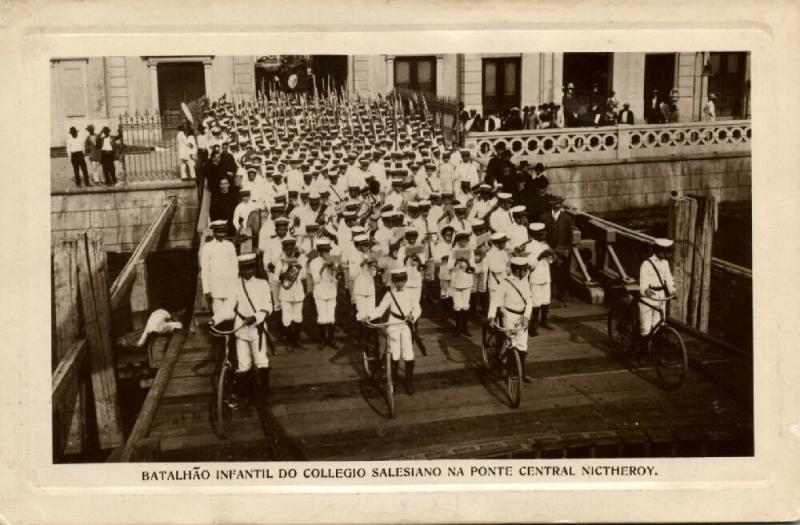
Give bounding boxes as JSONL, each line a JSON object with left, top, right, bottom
{"left": 562, "top": 53, "right": 613, "bottom": 104}
{"left": 644, "top": 53, "right": 676, "bottom": 117}
{"left": 482, "top": 57, "right": 521, "bottom": 117}
{"left": 708, "top": 52, "right": 747, "bottom": 118}
{"left": 311, "top": 55, "right": 349, "bottom": 96}
{"left": 157, "top": 62, "right": 206, "bottom": 115}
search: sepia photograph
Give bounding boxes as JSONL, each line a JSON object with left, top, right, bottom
{"left": 50, "top": 51, "right": 754, "bottom": 463}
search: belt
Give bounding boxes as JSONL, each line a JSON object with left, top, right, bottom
{"left": 503, "top": 306, "right": 524, "bottom": 315}
{"left": 390, "top": 311, "right": 405, "bottom": 320}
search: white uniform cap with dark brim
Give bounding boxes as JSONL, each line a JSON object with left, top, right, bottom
{"left": 490, "top": 232, "right": 507, "bottom": 242}
{"left": 237, "top": 253, "right": 258, "bottom": 266}
{"left": 655, "top": 238, "right": 674, "bottom": 248}
{"left": 529, "top": 222, "right": 545, "bottom": 232}
{"left": 353, "top": 234, "right": 370, "bottom": 244}
{"left": 479, "top": 184, "right": 492, "bottom": 191}
{"left": 210, "top": 220, "right": 228, "bottom": 230}
{"left": 418, "top": 200, "right": 431, "bottom": 208}
{"left": 380, "top": 211, "right": 393, "bottom": 219}
{"left": 316, "top": 239, "right": 332, "bottom": 249}
{"left": 454, "top": 230, "right": 471, "bottom": 239}
{"left": 281, "top": 237, "right": 296, "bottom": 244}
{"left": 351, "top": 225, "right": 367, "bottom": 235}
{"left": 470, "top": 219, "right": 484, "bottom": 228}
{"left": 274, "top": 217, "right": 290, "bottom": 225}
{"left": 407, "top": 201, "right": 420, "bottom": 209}
{"left": 511, "top": 205, "right": 526, "bottom": 214}
{"left": 510, "top": 257, "right": 529, "bottom": 267}
{"left": 497, "top": 192, "right": 513, "bottom": 200}
{"left": 309, "top": 192, "right": 321, "bottom": 200}
{"left": 454, "top": 203, "right": 467, "bottom": 211}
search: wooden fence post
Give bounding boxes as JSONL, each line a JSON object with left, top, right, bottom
{"left": 52, "top": 237, "right": 86, "bottom": 457}
{"left": 668, "top": 195, "right": 697, "bottom": 324}
{"left": 688, "top": 195, "right": 716, "bottom": 331}
{"left": 76, "top": 230, "right": 124, "bottom": 449}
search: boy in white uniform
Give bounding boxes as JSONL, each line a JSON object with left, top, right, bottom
{"left": 447, "top": 230, "right": 476, "bottom": 336}
{"left": 275, "top": 238, "right": 307, "bottom": 348}
{"left": 526, "top": 223, "right": 555, "bottom": 336}
{"left": 487, "top": 257, "right": 534, "bottom": 382}
{"left": 433, "top": 225, "right": 455, "bottom": 307}
{"left": 201, "top": 220, "right": 239, "bottom": 316}
{"left": 638, "top": 238, "right": 677, "bottom": 348}
{"left": 484, "top": 232, "right": 511, "bottom": 311}
{"left": 308, "top": 238, "right": 339, "bottom": 349}
{"left": 209, "top": 253, "right": 273, "bottom": 404}
{"left": 370, "top": 269, "right": 422, "bottom": 395}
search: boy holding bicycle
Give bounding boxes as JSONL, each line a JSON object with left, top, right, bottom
{"left": 639, "top": 238, "right": 677, "bottom": 341}
{"left": 487, "top": 257, "right": 533, "bottom": 383}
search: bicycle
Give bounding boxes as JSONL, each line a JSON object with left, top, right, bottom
{"left": 361, "top": 319, "right": 406, "bottom": 418}
{"left": 606, "top": 281, "right": 688, "bottom": 390}
{"left": 207, "top": 319, "right": 247, "bottom": 439}
{"left": 481, "top": 316, "right": 524, "bottom": 408}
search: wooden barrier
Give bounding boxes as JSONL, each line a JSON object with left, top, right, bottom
{"left": 51, "top": 196, "right": 178, "bottom": 459}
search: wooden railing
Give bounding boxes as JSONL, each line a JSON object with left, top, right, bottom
{"left": 464, "top": 120, "right": 752, "bottom": 164}
{"left": 51, "top": 196, "right": 177, "bottom": 460}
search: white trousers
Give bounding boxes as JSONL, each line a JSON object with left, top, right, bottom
{"left": 406, "top": 285, "right": 421, "bottom": 311}
{"left": 181, "top": 158, "right": 196, "bottom": 180}
{"left": 439, "top": 279, "right": 450, "bottom": 298}
{"left": 354, "top": 294, "right": 375, "bottom": 321}
{"left": 387, "top": 323, "right": 414, "bottom": 362}
{"left": 315, "top": 297, "right": 336, "bottom": 324}
{"left": 531, "top": 283, "right": 551, "bottom": 307}
{"left": 90, "top": 160, "right": 102, "bottom": 183}
{"left": 269, "top": 282, "right": 281, "bottom": 310}
{"left": 236, "top": 335, "right": 269, "bottom": 372}
{"left": 451, "top": 287, "right": 471, "bottom": 311}
{"left": 211, "top": 297, "right": 232, "bottom": 317}
{"left": 638, "top": 301, "right": 664, "bottom": 336}
{"left": 281, "top": 300, "right": 303, "bottom": 326}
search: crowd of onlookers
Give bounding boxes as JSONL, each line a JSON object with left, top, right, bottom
{"left": 64, "top": 124, "right": 124, "bottom": 188}
{"left": 459, "top": 82, "right": 719, "bottom": 133}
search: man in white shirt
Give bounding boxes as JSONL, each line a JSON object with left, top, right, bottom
{"left": 487, "top": 257, "right": 533, "bottom": 382}
{"left": 177, "top": 125, "right": 196, "bottom": 181}
{"left": 308, "top": 239, "right": 340, "bottom": 349}
{"left": 66, "top": 126, "right": 91, "bottom": 187}
{"left": 702, "top": 93, "right": 717, "bottom": 122}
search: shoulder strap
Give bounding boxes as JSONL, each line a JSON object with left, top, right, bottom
{"left": 388, "top": 289, "right": 407, "bottom": 319}
{"left": 646, "top": 258, "right": 666, "bottom": 289}
{"left": 505, "top": 278, "right": 527, "bottom": 308}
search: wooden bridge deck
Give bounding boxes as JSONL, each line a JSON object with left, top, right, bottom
{"left": 146, "top": 300, "right": 752, "bottom": 462}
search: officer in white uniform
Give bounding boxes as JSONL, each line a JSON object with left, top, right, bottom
{"left": 371, "top": 269, "right": 422, "bottom": 395}
{"left": 526, "top": 222, "right": 555, "bottom": 336}
{"left": 447, "top": 230, "right": 476, "bottom": 335}
{"left": 639, "top": 238, "right": 677, "bottom": 339}
{"left": 309, "top": 238, "right": 339, "bottom": 349}
{"left": 487, "top": 257, "right": 534, "bottom": 382}
{"left": 508, "top": 206, "right": 529, "bottom": 250}
{"left": 489, "top": 192, "right": 515, "bottom": 236}
{"left": 210, "top": 253, "right": 274, "bottom": 403}
{"left": 201, "top": 220, "right": 239, "bottom": 316}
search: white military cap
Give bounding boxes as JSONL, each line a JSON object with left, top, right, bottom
{"left": 510, "top": 256, "right": 529, "bottom": 267}
{"left": 309, "top": 192, "right": 321, "bottom": 200}
{"left": 350, "top": 225, "right": 367, "bottom": 235}
{"left": 316, "top": 238, "right": 332, "bottom": 249}
{"left": 353, "top": 234, "right": 370, "bottom": 244}
{"left": 418, "top": 199, "right": 431, "bottom": 208}
{"left": 470, "top": 219, "right": 484, "bottom": 228}
{"left": 210, "top": 220, "right": 228, "bottom": 229}
{"left": 380, "top": 211, "right": 393, "bottom": 219}
{"left": 390, "top": 268, "right": 408, "bottom": 277}
{"left": 490, "top": 232, "right": 507, "bottom": 242}
{"left": 529, "top": 222, "right": 545, "bottom": 232}
{"left": 237, "top": 253, "right": 257, "bottom": 265}
{"left": 454, "top": 202, "right": 467, "bottom": 210}
{"left": 655, "top": 238, "right": 674, "bottom": 248}
{"left": 511, "top": 205, "right": 527, "bottom": 214}
{"left": 497, "top": 192, "right": 512, "bottom": 200}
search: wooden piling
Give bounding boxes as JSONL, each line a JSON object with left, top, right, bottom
{"left": 76, "top": 230, "right": 124, "bottom": 449}
{"left": 668, "top": 195, "right": 697, "bottom": 324}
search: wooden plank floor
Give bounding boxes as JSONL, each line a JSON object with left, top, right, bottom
{"left": 147, "top": 298, "right": 753, "bottom": 461}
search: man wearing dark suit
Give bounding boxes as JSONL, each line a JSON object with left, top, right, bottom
{"left": 618, "top": 103, "right": 635, "bottom": 125}
{"left": 209, "top": 177, "right": 240, "bottom": 236}
{"left": 646, "top": 90, "right": 663, "bottom": 124}
{"left": 541, "top": 196, "right": 574, "bottom": 305}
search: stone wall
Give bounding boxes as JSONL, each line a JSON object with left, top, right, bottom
{"left": 547, "top": 153, "right": 751, "bottom": 214}
{"left": 51, "top": 183, "right": 198, "bottom": 253}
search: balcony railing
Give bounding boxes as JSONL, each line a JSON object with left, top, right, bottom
{"left": 464, "top": 120, "right": 751, "bottom": 163}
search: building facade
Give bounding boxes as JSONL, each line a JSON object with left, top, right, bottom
{"left": 51, "top": 52, "right": 750, "bottom": 147}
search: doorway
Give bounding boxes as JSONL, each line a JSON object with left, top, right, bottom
{"left": 311, "top": 55, "right": 349, "bottom": 95}
{"left": 562, "top": 53, "right": 613, "bottom": 104}
{"left": 482, "top": 57, "right": 521, "bottom": 117}
{"left": 156, "top": 62, "right": 206, "bottom": 118}
{"left": 643, "top": 53, "right": 676, "bottom": 118}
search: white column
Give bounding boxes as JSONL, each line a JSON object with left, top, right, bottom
{"left": 204, "top": 62, "right": 213, "bottom": 100}
{"left": 147, "top": 63, "right": 159, "bottom": 112}
{"left": 385, "top": 55, "right": 395, "bottom": 90}
{"left": 436, "top": 55, "right": 444, "bottom": 97}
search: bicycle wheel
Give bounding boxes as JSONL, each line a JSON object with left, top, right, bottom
{"left": 384, "top": 351, "right": 395, "bottom": 418}
{"left": 215, "top": 364, "right": 234, "bottom": 439}
{"left": 362, "top": 349, "right": 375, "bottom": 378}
{"left": 506, "top": 346, "right": 522, "bottom": 408}
{"left": 607, "top": 302, "right": 636, "bottom": 353}
{"left": 653, "top": 325, "right": 688, "bottom": 390}
{"left": 481, "top": 323, "right": 498, "bottom": 369}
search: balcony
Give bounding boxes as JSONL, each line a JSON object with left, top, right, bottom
{"left": 464, "top": 120, "right": 751, "bottom": 164}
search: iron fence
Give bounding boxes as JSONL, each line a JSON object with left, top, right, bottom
{"left": 118, "top": 111, "right": 183, "bottom": 182}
